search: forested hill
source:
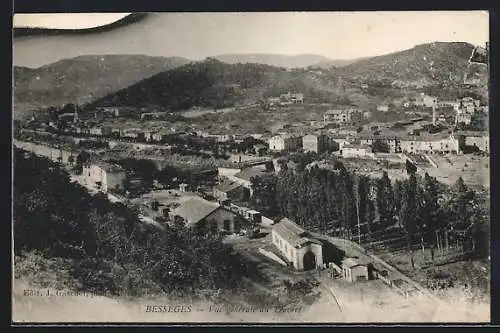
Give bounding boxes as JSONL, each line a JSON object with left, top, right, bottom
{"left": 91, "top": 42, "right": 488, "bottom": 111}
{"left": 89, "top": 58, "right": 339, "bottom": 110}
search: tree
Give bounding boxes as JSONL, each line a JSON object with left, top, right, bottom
{"left": 250, "top": 175, "right": 279, "bottom": 217}
{"left": 422, "top": 173, "right": 440, "bottom": 260}
{"left": 393, "top": 179, "right": 404, "bottom": 219}
{"left": 371, "top": 140, "right": 390, "bottom": 153}
{"left": 376, "top": 172, "right": 394, "bottom": 228}
{"left": 405, "top": 159, "right": 418, "bottom": 175}
{"left": 76, "top": 150, "right": 91, "bottom": 169}
{"left": 399, "top": 173, "right": 419, "bottom": 269}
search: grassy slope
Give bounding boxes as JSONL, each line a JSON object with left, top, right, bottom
{"left": 13, "top": 55, "right": 191, "bottom": 118}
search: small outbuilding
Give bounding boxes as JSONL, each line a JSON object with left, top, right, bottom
{"left": 341, "top": 258, "right": 371, "bottom": 283}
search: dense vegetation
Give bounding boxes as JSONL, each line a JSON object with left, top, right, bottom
{"left": 14, "top": 149, "right": 249, "bottom": 297}
{"left": 251, "top": 163, "right": 489, "bottom": 265}
{"left": 91, "top": 59, "right": 282, "bottom": 110}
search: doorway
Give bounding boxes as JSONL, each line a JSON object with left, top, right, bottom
{"left": 303, "top": 251, "right": 317, "bottom": 270}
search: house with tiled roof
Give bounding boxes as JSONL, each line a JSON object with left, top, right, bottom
{"left": 340, "top": 144, "right": 374, "bottom": 159}
{"left": 213, "top": 179, "right": 244, "bottom": 202}
{"left": 271, "top": 218, "right": 323, "bottom": 271}
{"left": 233, "top": 167, "right": 273, "bottom": 197}
{"left": 168, "top": 196, "right": 240, "bottom": 233}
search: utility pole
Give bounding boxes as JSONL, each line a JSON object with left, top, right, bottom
{"left": 432, "top": 101, "right": 437, "bottom": 126}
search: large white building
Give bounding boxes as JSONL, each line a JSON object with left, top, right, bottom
{"left": 399, "top": 134, "right": 461, "bottom": 154}
{"left": 268, "top": 134, "right": 303, "bottom": 152}
{"left": 323, "top": 109, "right": 363, "bottom": 125}
{"left": 341, "top": 144, "right": 374, "bottom": 158}
{"left": 83, "top": 161, "right": 126, "bottom": 193}
{"left": 414, "top": 93, "right": 438, "bottom": 108}
{"left": 271, "top": 218, "right": 323, "bottom": 271}
{"left": 302, "top": 134, "right": 329, "bottom": 154}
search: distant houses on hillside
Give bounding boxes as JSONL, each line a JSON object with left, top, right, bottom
{"left": 266, "top": 92, "right": 304, "bottom": 106}
{"left": 323, "top": 109, "right": 364, "bottom": 126}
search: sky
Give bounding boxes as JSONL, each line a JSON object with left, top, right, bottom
{"left": 13, "top": 11, "right": 489, "bottom": 68}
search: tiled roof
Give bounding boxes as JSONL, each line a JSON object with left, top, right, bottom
{"left": 214, "top": 180, "right": 243, "bottom": 193}
{"left": 342, "top": 257, "right": 365, "bottom": 269}
{"left": 86, "top": 158, "right": 125, "bottom": 173}
{"left": 234, "top": 168, "right": 272, "bottom": 182}
{"left": 272, "top": 218, "right": 322, "bottom": 248}
{"left": 343, "top": 144, "right": 370, "bottom": 149}
{"left": 169, "top": 197, "right": 221, "bottom": 225}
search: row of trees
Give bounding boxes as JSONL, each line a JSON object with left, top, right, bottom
{"left": 14, "top": 149, "right": 249, "bottom": 296}
{"left": 251, "top": 162, "right": 489, "bottom": 263}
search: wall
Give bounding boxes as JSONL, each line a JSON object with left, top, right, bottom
{"left": 400, "top": 137, "right": 459, "bottom": 154}
{"left": 271, "top": 229, "right": 295, "bottom": 264}
{"left": 106, "top": 171, "right": 126, "bottom": 192}
{"left": 342, "top": 148, "right": 370, "bottom": 158}
{"left": 268, "top": 137, "right": 285, "bottom": 151}
{"left": 466, "top": 136, "right": 489, "bottom": 152}
{"left": 84, "top": 165, "right": 105, "bottom": 186}
{"left": 303, "top": 135, "right": 328, "bottom": 154}
{"left": 271, "top": 229, "right": 323, "bottom": 270}
{"left": 294, "top": 243, "right": 323, "bottom": 271}
{"left": 261, "top": 216, "right": 275, "bottom": 226}
{"left": 205, "top": 208, "right": 239, "bottom": 233}
{"left": 350, "top": 265, "right": 369, "bottom": 281}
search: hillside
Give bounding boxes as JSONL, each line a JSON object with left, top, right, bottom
{"left": 90, "top": 58, "right": 346, "bottom": 111}
{"left": 311, "top": 57, "right": 367, "bottom": 69}
{"left": 13, "top": 55, "right": 192, "bottom": 118}
{"left": 213, "top": 53, "right": 334, "bottom": 69}
{"left": 92, "top": 42, "right": 489, "bottom": 112}
{"left": 14, "top": 42, "right": 489, "bottom": 118}
{"left": 336, "top": 42, "right": 482, "bottom": 88}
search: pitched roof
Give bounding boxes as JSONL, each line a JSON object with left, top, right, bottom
{"left": 214, "top": 180, "right": 243, "bottom": 193}
{"left": 343, "top": 144, "right": 371, "bottom": 149}
{"left": 86, "top": 159, "right": 125, "bottom": 173}
{"left": 342, "top": 257, "right": 365, "bottom": 269}
{"left": 169, "top": 197, "right": 221, "bottom": 225}
{"left": 234, "top": 168, "right": 271, "bottom": 182}
{"left": 272, "top": 218, "right": 322, "bottom": 248}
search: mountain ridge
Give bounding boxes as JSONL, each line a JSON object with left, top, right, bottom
{"left": 13, "top": 41, "right": 488, "bottom": 118}
{"left": 13, "top": 54, "right": 193, "bottom": 118}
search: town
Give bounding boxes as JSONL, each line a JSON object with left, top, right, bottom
{"left": 13, "top": 13, "right": 490, "bottom": 322}
{"left": 14, "top": 85, "right": 490, "bottom": 309}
